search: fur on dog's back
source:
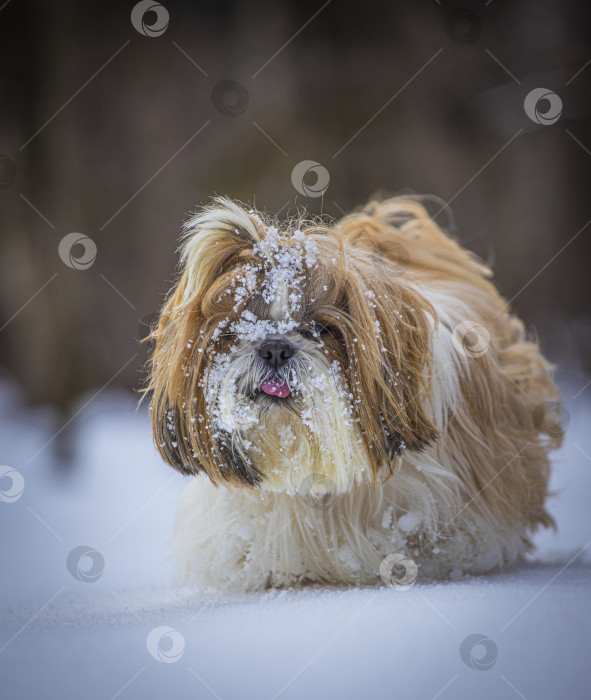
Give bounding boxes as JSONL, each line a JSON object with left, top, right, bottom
{"left": 340, "top": 198, "right": 561, "bottom": 528}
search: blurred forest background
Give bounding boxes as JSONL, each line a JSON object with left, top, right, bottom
{"left": 0, "top": 0, "right": 590, "bottom": 411}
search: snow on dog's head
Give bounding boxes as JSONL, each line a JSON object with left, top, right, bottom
{"left": 145, "top": 198, "right": 437, "bottom": 493}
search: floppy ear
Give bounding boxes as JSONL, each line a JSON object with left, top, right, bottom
{"left": 178, "top": 197, "right": 264, "bottom": 309}
{"left": 144, "top": 198, "right": 264, "bottom": 479}
{"left": 339, "top": 272, "right": 439, "bottom": 463}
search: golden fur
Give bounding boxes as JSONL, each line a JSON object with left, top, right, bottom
{"left": 145, "top": 196, "right": 562, "bottom": 589}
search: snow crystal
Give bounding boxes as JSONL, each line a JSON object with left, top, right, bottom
{"left": 397, "top": 512, "right": 421, "bottom": 533}
{"left": 277, "top": 423, "right": 296, "bottom": 447}
{"left": 381, "top": 505, "right": 394, "bottom": 529}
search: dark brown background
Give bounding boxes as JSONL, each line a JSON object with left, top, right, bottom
{"left": 1, "top": 0, "right": 590, "bottom": 410}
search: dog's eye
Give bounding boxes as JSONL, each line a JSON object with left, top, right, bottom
{"left": 300, "top": 323, "right": 329, "bottom": 338}
{"left": 216, "top": 332, "right": 236, "bottom": 342}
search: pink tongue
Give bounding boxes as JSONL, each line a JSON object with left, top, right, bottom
{"left": 260, "top": 379, "right": 291, "bottom": 398}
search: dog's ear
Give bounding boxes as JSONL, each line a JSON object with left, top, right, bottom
{"left": 319, "top": 245, "right": 438, "bottom": 478}
{"left": 145, "top": 198, "right": 265, "bottom": 482}
{"left": 178, "top": 197, "right": 264, "bottom": 309}
{"left": 346, "top": 279, "right": 439, "bottom": 459}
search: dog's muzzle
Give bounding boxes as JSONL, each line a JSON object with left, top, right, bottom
{"left": 257, "top": 338, "right": 295, "bottom": 398}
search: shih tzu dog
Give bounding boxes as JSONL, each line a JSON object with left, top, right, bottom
{"left": 146, "top": 196, "right": 562, "bottom": 591}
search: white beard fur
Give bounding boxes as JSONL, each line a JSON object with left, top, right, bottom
{"left": 173, "top": 455, "right": 526, "bottom": 593}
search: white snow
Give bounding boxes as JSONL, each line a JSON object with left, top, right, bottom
{"left": 0, "top": 374, "right": 590, "bottom": 700}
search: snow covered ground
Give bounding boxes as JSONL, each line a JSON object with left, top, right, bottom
{"left": 1, "top": 373, "right": 590, "bottom": 699}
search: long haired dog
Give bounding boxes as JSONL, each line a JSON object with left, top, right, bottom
{"left": 146, "top": 196, "right": 562, "bottom": 590}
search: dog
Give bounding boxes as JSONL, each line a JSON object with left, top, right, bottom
{"left": 145, "top": 196, "right": 562, "bottom": 591}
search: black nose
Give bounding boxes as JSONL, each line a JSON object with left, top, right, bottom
{"left": 258, "top": 339, "right": 294, "bottom": 369}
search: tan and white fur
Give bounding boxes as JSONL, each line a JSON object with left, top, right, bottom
{"left": 146, "top": 196, "right": 562, "bottom": 591}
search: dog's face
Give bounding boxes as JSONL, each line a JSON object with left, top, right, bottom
{"left": 147, "top": 198, "right": 437, "bottom": 493}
